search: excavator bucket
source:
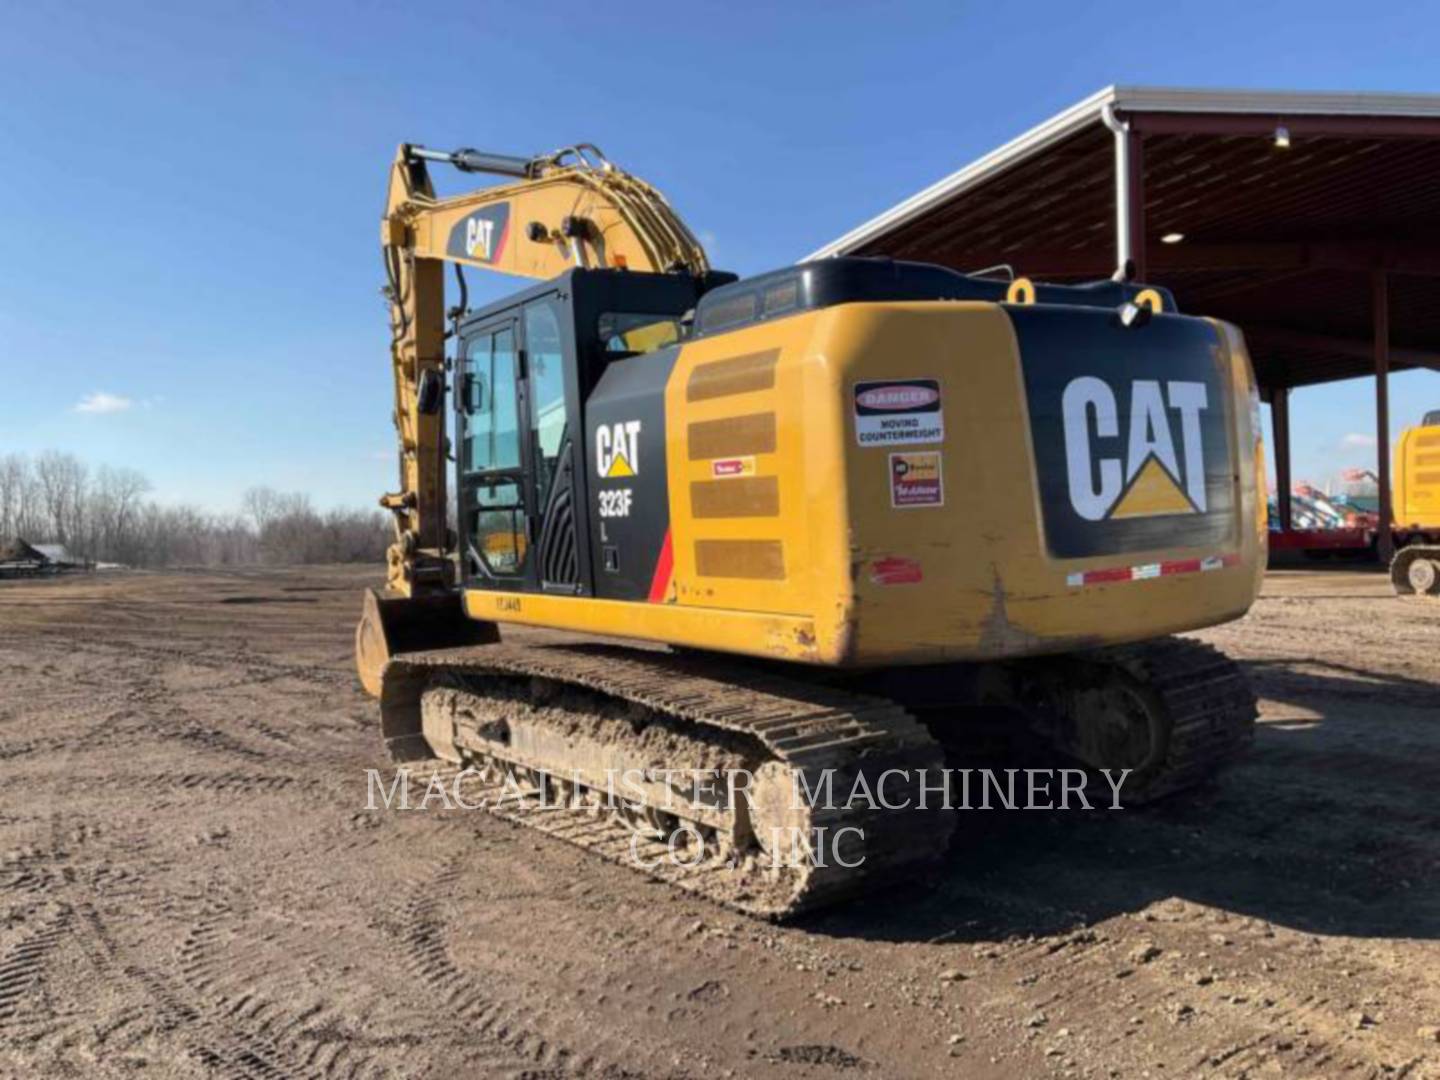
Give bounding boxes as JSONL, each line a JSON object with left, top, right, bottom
{"left": 355, "top": 587, "right": 498, "bottom": 697}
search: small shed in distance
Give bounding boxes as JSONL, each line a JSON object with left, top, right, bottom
{"left": 0, "top": 539, "right": 89, "bottom": 577}
{"left": 1, "top": 538, "right": 51, "bottom": 577}
{"left": 33, "top": 543, "right": 83, "bottom": 569}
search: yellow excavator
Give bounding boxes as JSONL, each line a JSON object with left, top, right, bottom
{"left": 1390, "top": 410, "right": 1440, "bottom": 596}
{"left": 356, "top": 142, "right": 1268, "bottom": 917}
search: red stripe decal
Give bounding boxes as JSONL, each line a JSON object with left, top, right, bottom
{"left": 1160, "top": 558, "right": 1202, "bottom": 576}
{"left": 646, "top": 528, "right": 674, "bottom": 603}
{"left": 1087, "top": 567, "right": 1134, "bottom": 583}
{"left": 1066, "top": 551, "right": 1242, "bottom": 588}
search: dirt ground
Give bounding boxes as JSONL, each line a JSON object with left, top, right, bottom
{"left": 0, "top": 565, "right": 1436, "bottom": 1079}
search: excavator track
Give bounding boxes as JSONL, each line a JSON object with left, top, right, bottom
{"left": 378, "top": 643, "right": 954, "bottom": 919}
{"left": 1047, "top": 636, "right": 1257, "bottom": 804}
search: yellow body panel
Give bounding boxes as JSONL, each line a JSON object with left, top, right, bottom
{"left": 663, "top": 319, "right": 832, "bottom": 622}
{"left": 1394, "top": 419, "right": 1440, "bottom": 528}
{"left": 464, "top": 302, "right": 1266, "bottom": 669}
{"left": 822, "top": 304, "right": 1263, "bottom": 664}
{"left": 464, "top": 590, "right": 818, "bottom": 659}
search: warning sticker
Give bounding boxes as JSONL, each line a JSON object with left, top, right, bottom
{"left": 854, "top": 379, "right": 944, "bottom": 447}
{"left": 711, "top": 456, "right": 756, "bottom": 478}
{"left": 890, "top": 452, "right": 944, "bottom": 508}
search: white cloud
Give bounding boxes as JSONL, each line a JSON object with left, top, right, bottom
{"left": 74, "top": 391, "right": 134, "bottom": 415}
{"left": 1340, "top": 432, "right": 1376, "bottom": 449}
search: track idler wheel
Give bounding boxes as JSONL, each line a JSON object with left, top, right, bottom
{"left": 1008, "top": 638, "right": 1255, "bottom": 804}
{"left": 355, "top": 587, "right": 499, "bottom": 697}
{"left": 1067, "top": 677, "right": 1168, "bottom": 778}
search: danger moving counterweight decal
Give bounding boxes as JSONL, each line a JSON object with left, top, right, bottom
{"left": 853, "top": 379, "right": 944, "bottom": 447}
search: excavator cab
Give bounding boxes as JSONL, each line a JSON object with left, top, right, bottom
{"left": 357, "top": 267, "right": 717, "bottom": 696}
{"left": 452, "top": 268, "right": 723, "bottom": 599}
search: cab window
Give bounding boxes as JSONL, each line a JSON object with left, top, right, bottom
{"left": 462, "top": 324, "right": 525, "bottom": 578}
{"left": 465, "top": 326, "right": 520, "bottom": 473}
{"left": 599, "top": 312, "right": 681, "bottom": 356}
{"left": 524, "top": 299, "right": 568, "bottom": 510}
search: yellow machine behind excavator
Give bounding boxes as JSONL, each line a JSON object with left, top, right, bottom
{"left": 356, "top": 142, "right": 1267, "bottom": 917}
{"left": 1390, "top": 410, "right": 1440, "bottom": 595}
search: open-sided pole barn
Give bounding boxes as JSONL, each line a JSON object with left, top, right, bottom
{"left": 809, "top": 87, "right": 1440, "bottom": 561}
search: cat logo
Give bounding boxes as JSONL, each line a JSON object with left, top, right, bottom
{"left": 596, "top": 420, "right": 642, "bottom": 479}
{"left": 466, "top": 217, "right": 496, "bottom": 260}
{"left": 445, "top": 204, "right": 510, "bottom": 265}
{"left": 1063, "top": 377, "right": 1208, "bottom": 522}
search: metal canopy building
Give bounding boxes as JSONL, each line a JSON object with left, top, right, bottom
{"left": 808, "top": 86, "right": 1440, "bottom": 557}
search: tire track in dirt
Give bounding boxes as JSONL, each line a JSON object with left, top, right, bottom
{"left": 119, "top": 659, "right": 331, "bottom": 767}
{"left": 0, "top": 738, "right": 51, "bottom": 763}
{"left": 0, "top": 904, "right": 73, "bottom": 1024}
{"left": 388, "top": 851, "right": 626, "bottom": 1078}
{"left": 48, "top": 651, "right": 339, "bottom": 784}
{"left": 0, "top": 810, "right": 176, "bottom": 1059}
{"left": 64, "top": 636, "right": 366, "bottom": 770}
{"left": 60, "top": 857, "right": 376, "bottom": 1080}
{"left": 0, "top": 809, "right": 99, "bottom": 902}
{"left": 174, "top": 896, "right": 382, "bottom": 1080}
{"left": 0, "top": 657, "right": 310, "bottom": 775}
{"left": 384, "top": 790, "right": 764, "bottom": 1078}
{"left": 0, "top": 848, "right": 62, "bottom": 899}
{"left": 0, "top": 784, "right": 341, "bottom": 1076}
{"left": 38, "top": 634, "right": 352, "bottom": 692}
{"left": 0, "top": 586, "right": 383, "bottom": 1077}
{"left": 59, "top": 770, "right": 315, "bottom": 795}
{"left": 28, "top": 756, "right": 571, "bottom": 1078}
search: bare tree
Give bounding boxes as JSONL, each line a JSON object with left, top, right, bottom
{"left": 242, "top": 487, "right": 283, "bottom": 533}
{"left": 5, "top": 452, "right": 386, "bottom": 568}
{"left": 0, "top": 454, "right": 28, "bottom": 539}
{"left": 34, "top": 451, "right": 88, "bottom": 548}
{"left": 13, "top": 458, "right": 44, "bottom": 540}
{"left": 91, "top": 466, "right": 151, "bottom": 563}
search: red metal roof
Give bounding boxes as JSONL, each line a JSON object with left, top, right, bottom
{"left": 811, "top": 88, "right": 1440, "bottom": 392}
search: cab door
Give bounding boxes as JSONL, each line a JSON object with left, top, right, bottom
{"left": 518, "top": 295, "right": 584, "bottom": 595}
{"left": 456, "top": 317, "right": 531, "bottom": 589}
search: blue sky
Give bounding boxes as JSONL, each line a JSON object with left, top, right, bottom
{"left": 0, "top": 1, "right": 1435, "bottom": 511}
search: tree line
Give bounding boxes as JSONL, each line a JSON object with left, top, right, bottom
{"left": 0, "top": 451, "right": 389, "bottom": 567}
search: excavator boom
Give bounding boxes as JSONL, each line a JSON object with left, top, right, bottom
{"left": 376, "top": 142, "right": 707, "bottom": 595}
{"left": 387, "top": 143, "right": 708, "bottom": 281}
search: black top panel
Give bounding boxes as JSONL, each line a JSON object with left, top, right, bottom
{"left": 458, "top": 266, "right": 735, "bottom": 394}
{"left": 692, "top": 257, "right": 1177, "bottom": 339}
